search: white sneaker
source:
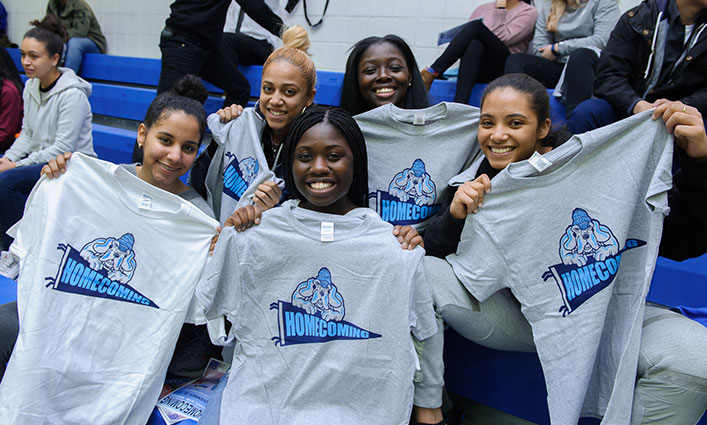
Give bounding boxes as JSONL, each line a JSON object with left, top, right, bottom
{"left": 0, "top": 251, "right": 19, "bottom": 280}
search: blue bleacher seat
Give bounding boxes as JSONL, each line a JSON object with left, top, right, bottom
{"left": 0, "top": 276, "right": 16, "bottom": 305}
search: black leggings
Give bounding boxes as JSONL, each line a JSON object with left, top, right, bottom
{"left": 430, "top": 20, "right": 510, "bottom": 104}
{"left": 503, "top": 48, "right": 599, "bottom": 117}
{"left": 0, "top": 301, "right": 18, "bottom": 381}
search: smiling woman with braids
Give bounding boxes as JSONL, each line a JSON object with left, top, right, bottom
{"left": 339, "top": 35, "right": 429, "bottom": 116}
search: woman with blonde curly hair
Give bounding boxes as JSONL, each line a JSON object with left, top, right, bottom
{"left": 190, "top": 25, "right": 317, "bottom": 225}
{"left": 504, "top": 0, "right": 620, "bottom": 119}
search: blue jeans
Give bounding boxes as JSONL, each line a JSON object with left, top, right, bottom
{"left": 64, "top": 37, "right": 100, "bottom": 73}
{"left": 567, "top": 98, "right": 620, "bottom": 134}
{"left": 198, "top": 371, "right": 228, "bottom": 424}
{"left": 0, "top": 163, "right": 44, "bottom": 249}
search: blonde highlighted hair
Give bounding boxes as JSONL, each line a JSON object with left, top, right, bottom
{"left": 546, "top": 0, "right": 587, "bottom": 32}
{"left": 262, "top": 25, "right": 316, "bottom": 94}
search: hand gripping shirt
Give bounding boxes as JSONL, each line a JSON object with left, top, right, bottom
{"left": 447, "top": 112, "right": 673, "bottom": 425}
{"left": 193, "top": 201, "right": 437, "bottom": 425}
{"left": 204, "top": 108, "right": 283, "bottom": 224}
{"left": 355, "top": 102, "right": 481, "bottom": 230}
{"left": 0, "top": 154, "right": 218, "bottom": 425}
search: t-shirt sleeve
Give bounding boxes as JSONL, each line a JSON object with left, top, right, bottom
{"left": 644, "top": 127, "right": 673, "bottom": 217}
{"left": 409, "top": 251, "right": 438, "bottom": 341}
{"left": 192, "top": 227, "right": 243, "bottom": 324}
{"left": 445, "top": 217, "right": 509, "bottom": 302}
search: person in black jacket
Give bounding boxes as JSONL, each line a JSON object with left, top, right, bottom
{"left": 158, "top": 0, "right": 284, "bottom": 108}
{"left": 421, "top": 76, "right": 707, "bottom": 422}
{"left": 133, "top": 0, "right": 285, "bottom": 163}
{"left": 568, "top": 0, "right": 707, "bottom": 134}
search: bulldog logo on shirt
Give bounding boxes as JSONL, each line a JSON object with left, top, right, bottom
{"left": 44, "top": 234, "right": 158, "bottom": 308}
{"left": 270, "top": 267, "right": 381, "bottom": 346}
{"left": 223, "top": 151, "right": 259, "bottom": 201}
{"left": 372, "top": 159, "right": 442, "bottom": 226}
{"left": 542, "top": 208, "right": 645, "bottom": 316}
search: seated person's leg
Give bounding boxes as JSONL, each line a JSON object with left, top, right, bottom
{"left": 425, "top": 256, "right": 534, "bottom": 352}
{"left": 413, "top": 312, "right": 445, "bottom": 409}
{"left": 562, "top": 48, "right": 600, "bottom": 118}
{"left": 503, "top": 53, "right": 563, "bottom": 90}
{"left": 64, "top": 37, "right": 101, "bottom": 73}
{"left": 0, "top": 301, "right": 18, "bottom": 381}
{"left": 568, "top": 98, "right": 619, "bottom": 134}
{"left": 632, "top": 304, "right": 707, "bottom": 424}
{"left": 0, "top": 164, "right": 45, "bottom": 250}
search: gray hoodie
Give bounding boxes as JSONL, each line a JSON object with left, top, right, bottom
{"left": 3, "top": 67, "right": 95, "bottom": 166}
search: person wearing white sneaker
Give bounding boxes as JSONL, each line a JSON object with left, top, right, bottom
{"left": 0, "top": 251, "right": 18, "bottom": 280}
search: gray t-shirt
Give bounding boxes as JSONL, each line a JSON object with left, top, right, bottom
{"left": 204, "top": 109, "right": 282, "bottom": 224}
{"left": 447, "top": 112, "right": 673, "bottom": 424}
{"left": 355, "top": 102, "right": 480, "bottom": 231}
{"left": 121, "top": 163, "right": 214, "bottom": 218}
{"left": 194, "top": 201, "right": 437, "bottom": 424}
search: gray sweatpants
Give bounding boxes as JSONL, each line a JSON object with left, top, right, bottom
{"left": 416, "top": 256, "right": 707, "bottom": 425}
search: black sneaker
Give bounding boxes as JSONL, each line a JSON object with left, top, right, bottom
{"left": 167, "top": 324, "right": 222, "bottom": 379}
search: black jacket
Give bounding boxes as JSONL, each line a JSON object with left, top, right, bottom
{"left": 594, "top": 0, "right": 707, "bottom": 117}
{"left": 166, "top": 0, "right": 283, "bottom": 48}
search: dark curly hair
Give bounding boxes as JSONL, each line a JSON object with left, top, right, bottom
{"left": 143, "top": 74, "right": 208, "bottom": 142}
{"left": 25, "top": 15, "right": 67, "bottom": 61}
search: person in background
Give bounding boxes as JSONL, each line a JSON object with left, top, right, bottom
{"left": 132, "top": 0, "right": 285, "bottom": 164}
{"left": 45, "top": 0, "right": 106, "bottom": 73}
{"left": 0, "top": 1, "right": 14, "bottom": 48}
{"left": 158, "top": 0, "right": 284, "bottom": 108}
{"left": 220, "top": 0, "right": 284, "bottom": 106}
{"left": 420, "top": 0, "right": 537, "bottom": 104}
{"left": 569, "top": 0, "right": 707, "bottom": 134}
{"left": 0, "top": 52, "right": 22, "bottom": 153}
{"left": 504, "top": 0, "right": 619, "bottom": 119}
{"left": 0, "top": 15, "right": 94, "bottom": 253}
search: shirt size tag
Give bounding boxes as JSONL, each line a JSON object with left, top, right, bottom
{"left": 413, "top": 112, "right": 426, "bottom": 126}
{"left": 321, "top": 222, "right": 334, "bottom": 242}
{"left": 139, "top": 194, "right": 152, "bottom": 210}
{"left": 528, "top": 151, "right": 553, "bottom": 172}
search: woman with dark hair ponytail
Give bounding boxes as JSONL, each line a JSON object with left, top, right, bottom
{"left": 0, "top": 74, "right": 220, "bottom": 390}
{"left": 418, "top": 74, "right": 707, "bottom": 424}
{"left": 0, "top": 14, "right": 95, "bottom": 253}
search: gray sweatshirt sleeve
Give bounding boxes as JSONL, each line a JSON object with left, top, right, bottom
{"left": 15, "top": 89, "right": 92, "bottom": 166}
{"left": 557, "top": 0, "right": 620, "bottom": 55}
{"left": 531, "top": 0, "right": 553, "bottom": 53}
